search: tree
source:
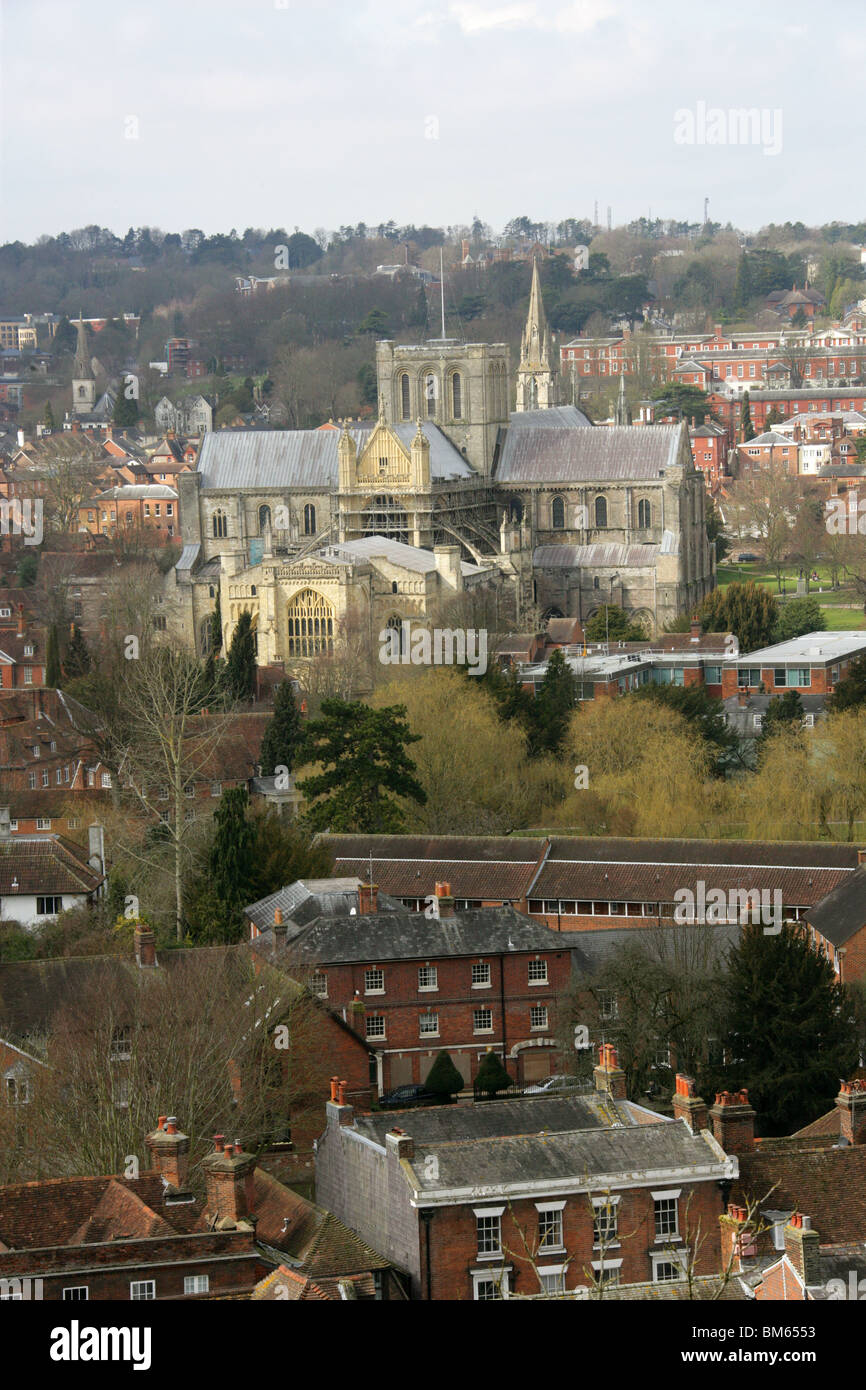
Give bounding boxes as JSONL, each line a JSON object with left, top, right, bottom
{"left": 699, "top": 581, "right": 778, "bottom": 653}
{"left": 15, "top": 552, "right": 38, "bottom": 587}
{"left": 223, "top": 609, "right": 256, "bottom": 702}
{"left": 705, "top": 496, "right": 729, "bottom": 563}
{"left": 633, "top": 683, "right": 741, "bottom": 776}
{"left": 210, "top": 592, "right": 222, "bottom": 656}
{"left": 298, "top": 700, "right": 426, "bottom": 832}
{"left": 474, "top": 1050, "right": 512, "bottom": 1096}
{"left": 584, "top": 605, "right": 647, "bottom": 643}
{"left": 727, "top": 461, "right": 798, "bottom": 592}
{"left": 45, "top": 622, "right": 61, "bottom": 687}
{"left": 716, "top": 923, "right": 858, "bottom": 1134}
{"left": 358, "top": 308, "right": 390, "bottom": 337}
{"left": 774, "top": 596, "right": 825, "bottom": 642}
{"left": 113, "top": 378, "right": 140, "bottom": 426}
{"left": 651, "top": 382, "right": 715, "bottom": 425}
{"left": 529, "top": 647, "right": 577, "bottom": 757}
{"left": 758, "top": 689, "right": 804, "bottom": 749}
{"left": 424, "top": 1050, "right": 464, "bottom": 1102}
{"left": 740, "top": 393, "right": 755, "bottom": 442}
{"left": 828, "top": 654, "right": 866, "bottom": 712}
{"left": 259, "top": 680, "right": 304, "bottom": 776}
{"left": 63, "top": 623, "right": 91, "bottom": 678}
{"left": 43, "top": 400, "right": 55, "bottom": 431}
{"left": 734, "top": 253, "right": 752, "bottom": 313}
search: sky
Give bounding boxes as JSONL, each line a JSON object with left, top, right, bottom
{"left": 1, "top": 0, "right": 863, "bottom": 244}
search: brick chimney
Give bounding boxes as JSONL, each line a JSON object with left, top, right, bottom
{"left": 719, "top": 1202, "right": 756, "bottom": 1273}
{"left": 145, "top": 1114, "right": 190, "bottom": 1192}
{"left": 593, "top": 1043, "right": 627, "bottom": 1100}
{"left": 689, "top": 616, "right": 701, "bottom": 641}
{"left": 784, "top": 1213, "right": 820, "bottom": 1286}
{"left": 835, "top": 1077, "right": 866, "bottom": 1145}
{"left": 16, "top": 604, "right": 25, "bottom": 637}
{"left": 672, "top": 1074, "right": 708, "bottom": 1133}
{"left": 326, "top": 1077, "right": 355, "bottom": 1128}
{"left": 134, "top": 923, "right": 157, "bottom": 968}
{"left": 434, "top": 881, "right": 455, "bottom": 918}
{"left": 737, "top": 688, "right": 749, "bottom": 706}
{"left": 709, "top": 1089, "right": 756, "bottom": 1152}
{"left": 358, "top": 881, "right": 379, "bottom": 914}
{"left": 202, "top": 1133, "right": 257, "bottom": 1227}
{"left": 386, "top": 1127, "right": 414, "bottom": 1160}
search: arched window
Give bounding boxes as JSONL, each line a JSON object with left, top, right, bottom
{"left": 391, "top": 580, "right": 398, "bottom": 594}
{"left": 424, "top": 373, "right": 437, "bottom": 418}
{"left": 212, "top": 508, "right": 227, "bottom": 539}
{"left": 386, "top": 613, "right": 405, "bottom": 655}
{"left": 286, "top": 590, "right": 334, "bottom": 659}
{"left": 400, "top": 373, "right": 411, "bottom": 420}
{"left": 637, "top": 498, "right": 651, "bottom": 529}
{"left": 363, "top": 495, "right": 409, "bottom": 544}
{"left": 593, "top": 576, "right": 600, "bottom": 590}
{"left": 199, "top": 617, "right": 212, "bottom": 656}
{"left": 258, "top": 504, "right": 271, "bottom": 532}
{"left": 594, "top": 496, "right": 607, "bottom": 529}
{"left": 304, "top": 503, "right": 316, "bottom": 536}
{"left": 451, "top": 372, "right": 462, "bottom": 419}
{"left": 551, "top": 496, "right": 565, "bottom": 529}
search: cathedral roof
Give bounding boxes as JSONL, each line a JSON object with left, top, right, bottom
{"left": 507, "top": 405, "right": 592, "bottom": 429}
{"left": 533, "top": 542, "right": 661, "bottom": 569}
{"left": 195, "top": 423, "right": 472, "bottom": 490}
{"left": 496, "top": 424, "right": 683, "bottom": 483}
{"left": 308, "top": 536, "right": 487, "bottom": 577}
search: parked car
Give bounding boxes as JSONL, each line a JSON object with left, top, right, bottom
{"left": 736, "top": 552, "right": 761, "bottom": 562}
{"left": 378, "top": 1083, "right": 439, "bottom": 1109}
{"left": 523, "top": 1074, "right": 588, "bottom": 1095}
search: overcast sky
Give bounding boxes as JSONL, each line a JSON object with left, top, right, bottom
{"left": 1, "top": 0, "right": 863, "bottom": 243}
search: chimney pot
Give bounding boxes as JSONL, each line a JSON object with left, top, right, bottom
{"left": 358, "top": 881, "right": 379, "bottom": 914}
{"left": 338, "top": 1079, "right": 347, "bottom": 1106}
{"left": 274, "top": 907, "right": 283, "bottom": 926}
{"left": 166, "top": 1116, "right": 177, "bottom": 1135}
{"left": 330, "top": 1076, "right": 339, "bottom": 1102}
{"left": 157, "top": 1115, "right": 167, "bottom": 1131}
{"left": 214, "top": 1134, "right": 225, "bottom": 1152}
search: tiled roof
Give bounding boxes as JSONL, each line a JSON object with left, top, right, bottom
{"left": 807, "top": 866, "right": 866, "bottom": 947}
{"left": 734, "top": 1147, "right": 866, "bottom": 1246}
{"left": 251, "top": 1168, "right": 389, "bottom": 1274}
{"left": 0, "top": 835, "right": 103, "bottom": 896}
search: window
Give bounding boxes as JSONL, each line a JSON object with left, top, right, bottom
{"left": 653, "top": 1194, "right": 680, "bottom": 1240}
{"left": 538, "top": 1267, "right": 566, "bottom": 1295}
{"left": 551, "top": 495, "right": 565, "bottom": 529}
{"left": 130, "top": 1280, "right": 156, "bottom": 1300}
{"left": 303, "top": 503, "right": 316, "bottom": 536}
{"left": 212, "top": 509, "right": 227, "bottom": 538}
{"left": 36, "top": 896, "right": 63, "bottom": 916}
{"left": 62, "top": 1287, "right": 89, "bottom": 1300}
{"left": 23, "top": 643, "right": 34, "bottom": 657}
{"left": 598, "top": 991, "right": 618, "bottom": 1020}
{"left": 144, "top": 503, "right": 151, "bottom": 517}
{"left": 537, "top": 1203, "right": 564, "bottom": 1251}
{"left": 158, "top": 784, "right": 169, "bottom": 801}
{"left": 287, "top": 589, "right": 334, "bottom": 658}
{"left": 309, "top": 972, "right": 328, "bottom": 997}
{"left": 528, "top": 959, "right": 548, "bottom": 985}
{"left": 419, "top": 1012, "right": 439, "bottom": 1037}
{"left": 110, "top": 1026, "right": 132, "bottom": 1061}
{"left": 184, "top": 1275, "right": 209, "bottom": 1295}
{"left": 365, "top": 1014, "right": 385, "bottom": 1040}
{"left": 36, "top": 817, "right": 51, "bottom": 831}
{"left": 184, "top": 783, "right": 195, "bottom": 798}
{"left": 400, "top": 372, "right": 411, "bottom": 420}
{"left": 653, "top": 1041, "right": 671, "bottom": 1068}
{"left": 593, "top": 1199, "right": 619, "bottom": 1246}
{"left": 167, "top": 504, "right": 173, "bottom": 517}
{"left": 418, "top": 964, "right": 438, "bottom": 991}
{"left": 704, "top": 665, "right": 721, "bottom": 684}
{"left": 594, "top": 495, "right": 607, "bottom": 528}
{"left": 652, "top": 1253, "right": 686, "bottom": 1283}
{"left": 211, "top": 781, "right": 222, "bottom": 797}
{"left": 472, "top": 962, "right": 491, "bottom": 988}
{"left": 55, "top": 768, "right": 63, "bottom": 785}
{"left": 32, "top": 744, "right": 40, "bottom": 758}
{"left": 476, "top": 1210, "right": 503, "bottom": 1257}
{"left": 425, "top": 373, "right": 437, "bottom": 417}
{"left": 28, "top": 772, "right": 36, "bottom": 790}
{"left": 42, "top": 770, "right": 49, "bottom": 787}
{"left": 530, "top": 1004, "right": 548, "bottom": 1030}
{"left": 6, "top": 1075, "right": 30, "bottom": 1105}
{"left": 451, "top": 372, "right": 462, "bottom": 419}
{"left": 152, "top": 615, "right": 167, "bottom": 631}
{"left": 101, "top": 772, "right": 111, "bottom": 789}
{"left": 591, "top": 1261, "right": 622, "bottom": 1287}
{"left": 473, "top": 1008, "right": 493, "bottom": 1033}
{"left": 154, "top": 504, "right": 161, "bottom": 518}
{"left": 637, "top": 498, "right": 651, "bottom": 528}
{"left": 364, "top": 968, "right": 384, "bottom": 994}
{"left": 472, "top": 1271, "right": 509, "bottom": 1300}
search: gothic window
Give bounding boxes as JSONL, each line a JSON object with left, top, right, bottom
{"left": 451, "top": 372, "right": 462, "bottom": 420}
{"left": 78, "top": 385, "right": 86, "bottom": 397}
{"left": 400, "top": 373, "right": 411, "bottom": 420}
{"left": 199, "top": 618, "right": 212, "bottom": 657}
{"left": 304, "top": 503, "right": 316, "bottom": 536}
{"left": 386, "top": 613, "right": 405, "bottom": 655}
{"left": 594, "top": 496, "right": 607, "bottom": 529}
{"left": 212, "top": 508, "right": 228, "bottom": 539}
{"left": 551, "top": 496, "right": 565, "bottom": 529}
{"left": 286, "top": 590, "right": 334, "bottom": 659}
{"left": 593, "top": 576, "right": 600, "bottom": 590}
{"left": 363, "top": 495, "right": 409, "bottom": 545}
{"left": 425, "top": 373, "right": 437, "bottom": 418}
{"left": 637, "top": 499, "right": 651, "bottom": 529}
{"left": 258, "top": 505, "right": 271, "bottom": 532}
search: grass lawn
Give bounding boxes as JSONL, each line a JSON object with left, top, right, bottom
{"left": 715, "top": 561, "right": 866, "bottom": 631}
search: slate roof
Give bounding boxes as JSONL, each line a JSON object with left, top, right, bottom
{"left": 245, "top": 877, "right": 403, "bottom": 933}
{"left": 807, "top": 866, "right": 866, "bottom": 947}
{"left": 328, "top": 833, "right": 546, "bottom": 902}
{"left": 356, "top": 1094, "right": 624, "bottom": 1147}
{"left": 507, "top": 405, "right": 592, "bottom": 429}
{"left": 496, "top": 424, "right": 683, "bottom": 483}
{"left": 311, "top": 536, "right": 486, "bottom": 577}
{"left": 533, "top": 543, "right": 660, "bottom": 569}
{"left": 0, "top": 835, "right": 103, "bottom": 897}
{"left": 196, "top": 422, "right": 472, "bottom": 490}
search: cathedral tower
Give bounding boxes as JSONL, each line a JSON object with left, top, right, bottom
{"left": 71, "top": 315, "right": 96, "bottom": 416}
{"left": 515, "top": 257, "right": 558, "bottom": 412}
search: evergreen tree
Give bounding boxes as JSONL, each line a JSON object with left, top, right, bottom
{"left": 298, "top": 700, "right": 426, "bottom": 832}
{"left": 633, "top": 682, "right": 740, "bottom": 776}
{"left": 757, "top": 689, "right": 804, "bottom": 749}
{"left": 734, "top": 253, "right": 752, "bottom": 313}
{"left": 529, "top": 647, "right": 577, "bottom": 757}
{"left": 223, "top": 609, "right": 256, "bottom": 702}
{"left": 474, "top": 1050, "right": 512, "bottom": 1096}
{"left": 46, "top": 622, "right": 61, "bottom": 687}
{"left": 699, "top": 581, "right": 778, "bottom": 653}
{"left": 113, "top": 378, "right": 140, "bottom": 426}
{"left": 584, "top": 605, "right": 647, "bottom": 642}
{"left": 828, "top": 654, "right": 866, "bottom": 711}
{"left": 210, "top": 593, "right": 222, "bottom": 655}
{"left": 774, "top": 596, "right": 825, "bottom": 642}
{"left": 260, "top": 680, "right": 304, "bottom": 776}
{"left": 740, "top": 391, "right": 756, "bottom": 442}
{"left": 15, "top": 552, "right": 38, "bottom": 587}
{"left": 43, "top": 400, "right": 55, "bottom": 431}
{"left": 204, "top": 787, "right": 256, "bottom": 941}
{"left": 63, "top": 623, "right": 91, "bottom": 679}
{"left": 425, "top": 1051, "right": 464, "bottom": 1102}
{"left": 716, "top": 923, "right": 858, "bottom": 1133}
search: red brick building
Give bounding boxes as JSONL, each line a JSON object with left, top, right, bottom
{"left": 315, "top": 1049, "right": 737, "bottom": 1299}
{"left": 806, "top": 867, "right": 866, "bottom": 983}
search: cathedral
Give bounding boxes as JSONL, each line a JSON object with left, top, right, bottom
{"left": 168, "top": 259, "right": 714, "bottom": 668}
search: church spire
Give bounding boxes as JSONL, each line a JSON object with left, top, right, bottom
{"left": 614, "top": 372, "right": 631, "bottom": 425}
{"left": 515, "top": 255, "right": 558, "bottom": 412}
{"left": 73, "top": 313, "right": 94, "bottom": 381}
